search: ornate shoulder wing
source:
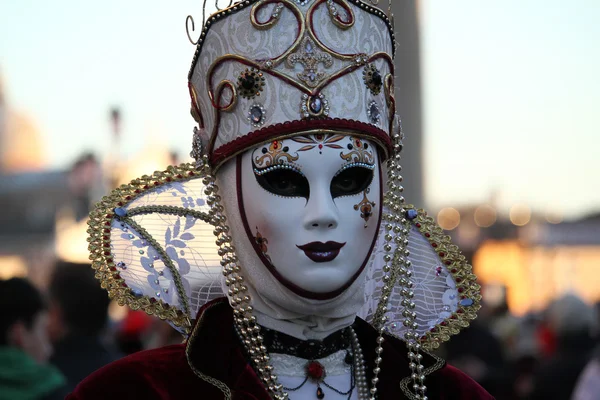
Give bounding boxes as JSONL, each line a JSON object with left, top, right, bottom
{"left": 359, "top": 205, "right": 481, "bottom": 351}
{"left": 87, "top": 163, "right": 222, "bottom": 334}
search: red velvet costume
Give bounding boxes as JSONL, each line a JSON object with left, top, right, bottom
{"left": 68, "top": 298, "right": 493, "bottom": 400}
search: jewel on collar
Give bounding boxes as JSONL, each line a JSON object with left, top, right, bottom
{"left": 306, "top": 360, "right": 325, "bottom": 382}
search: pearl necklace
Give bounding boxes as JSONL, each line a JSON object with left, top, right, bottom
{"left": 349, "top": 327, "right": 369, "bottom": 399}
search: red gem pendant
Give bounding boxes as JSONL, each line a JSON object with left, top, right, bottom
{"left": 306, "top": 361, "right": 325, "bottom": 381}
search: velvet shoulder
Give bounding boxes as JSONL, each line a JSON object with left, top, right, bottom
{"left": 66, "top": 344, "right": 199, "bottom": 400}
{"left": 431, "top": 364, "right": 495, "bottom": 400}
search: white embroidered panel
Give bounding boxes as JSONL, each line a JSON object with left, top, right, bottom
{"left": 358, "top": 218, "right": 459, "bottom": 338}
{"left": 108, "top": 178, "right": 223, "bottom": 332}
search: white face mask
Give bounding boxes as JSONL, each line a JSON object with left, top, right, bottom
{"left": 238, "top": 134, "right": 381, "bottom": 299}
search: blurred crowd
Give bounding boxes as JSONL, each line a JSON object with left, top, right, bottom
{"left": 1, "top": 262, "right": 599, "bottom": 399}
{"left": 440, "top": 291, "right": 600, "bottom": 400}
{"left": 0, "top": 262, "right": 182, "bottom": 400}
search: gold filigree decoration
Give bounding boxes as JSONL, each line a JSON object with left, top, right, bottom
{"left": 286, "top": 36, "right": 333, "bottom": 88}
{"left": 340, "top": 137, "right": 374, "bottom": 164}
{"left": 250, "top": 1, "right": 285, "bottom": 30}
{"left": 403, "top": 205, "right": 482, "bottom": 351}
{"left": 87, "top": 163, "right": 209, "bottom": 334}
{"left": 253, "top": 140, "right": 300, "bottom": 168}
{"left": 354, "top": 189, "right": 376, "bottom": 227}
{"left": 325, "top": 0, "right": 355, "bottom": 30}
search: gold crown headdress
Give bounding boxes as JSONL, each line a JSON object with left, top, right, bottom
{"left": 186, "top": 0, "right": 397, "bottom": 169}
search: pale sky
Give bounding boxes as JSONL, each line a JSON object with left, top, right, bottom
{"left": 1, "top": 1, "right": 598, "bottom": 219}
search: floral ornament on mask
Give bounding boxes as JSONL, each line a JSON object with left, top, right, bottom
{"left": 340, "top": 137, "right": 375, "bottom": 165}
{"left": 253, "top": 140, "right": 300, "bottom": 169}
{"left": 336, "top": 138, "right": 377, "bottom": 227}
{"left": 254, "top": 227, "right": 271, "bottom": 262}
{"left": 354, "top": 187, "right": 376, "bottom": 228}
{"left": 291, "top": 133, "right": 345, "bottom": 154}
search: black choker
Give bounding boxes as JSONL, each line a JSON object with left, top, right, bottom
{"left": 260, "top": 325, "right": 352, "bottom": 360}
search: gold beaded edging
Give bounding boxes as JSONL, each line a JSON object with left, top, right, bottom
{"left": 87, "top": 163, "right": 207, "bottom": 334}
{"left": 398, "top": 352, "right": 445, "bottom": 400}
{"left": 403, "top": 205, "right": 482, "bottom": 351}
{"left": 185, "top": 300, "right": 232, "bottom": 399}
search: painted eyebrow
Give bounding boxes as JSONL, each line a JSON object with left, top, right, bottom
{"left": 334, "top": 161, "right": 375, "bottom": 177}
{"left": 252, "top": 160, "right": 305, "bottom": 176}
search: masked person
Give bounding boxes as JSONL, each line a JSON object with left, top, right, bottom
{"left": 69, "top": 1, "right": 492, "bottom": 399}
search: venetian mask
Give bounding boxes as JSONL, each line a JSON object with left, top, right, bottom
{"left": 235, "top": 133, "right": 382, "bottom": 299}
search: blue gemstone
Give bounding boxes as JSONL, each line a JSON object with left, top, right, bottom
{"left": 369, "top": 103, "right": 380, "bottom": 123}
{"left": 406, "top": 209, "right": 418, "bottom": 220}
{"left": 250, "top": 106, "right": 263, "bottom": 123}
{"left": 309, "top": 97, "right": 322, "bottom": 113}
{"left": 132, "top": 288, "right": 143, "bottom": 297}
{"left": 460, "top": 298, "right": 474, "bottom": 307}
{"left": 114, "top": 207, "right": 127, "bottom": 217}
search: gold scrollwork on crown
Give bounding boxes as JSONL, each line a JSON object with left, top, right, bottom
{"left": 325, "top": 0, "right": 355, "bottom": 30}
{"left": 250, "top": 1, "right": 285, "bottom": 30}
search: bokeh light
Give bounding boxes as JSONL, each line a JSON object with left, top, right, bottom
{"left": 509, "top": 204, "right": 532, "bottom": 227}
{"left": 437, "top": 207, "right": 461, "bottom": 230}
{"left": 474, "top": 204, "right": 497, "bottom": 228}
{"left": 545, "top": 212, "right": 564, "bottom": 224}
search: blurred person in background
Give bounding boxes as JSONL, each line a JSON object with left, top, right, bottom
{"left": 510, "top": 312, "right": 541, "bottom": 399}
{"left": 571, "top": 301, "right": 600, "bottom": 400}
{"left": 47, "top": 261, "right": 122, "bottom": 392}
{"left": 0, "top": 278, "right": 67, "bottom": 400}
{"left": 114, "top": 309, "right": 153, "bottom": 355}
{"left": 530, "top": 294, "right": 597, "bottom": 400}
{"left": 443, "top": 317, "right": 512, "bottom": 399}
{"left": 571, "top": 347, "right": 600, "bottom": 400}
{"left": 67, "top": 152, "right": 103, "bottom": 221}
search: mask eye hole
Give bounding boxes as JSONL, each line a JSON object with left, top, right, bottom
{"left": 331, "top": 166, "right": 374, "bottom": 198}
{"left": 255, "top": 168, "right": 310, "bottom": 199}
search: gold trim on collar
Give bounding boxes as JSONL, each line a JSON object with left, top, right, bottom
{"left": 399, "top": 352, "right": 445, "bottom": 400}
{"left": 185, "top": 301, "right": 232, "bottom": 400}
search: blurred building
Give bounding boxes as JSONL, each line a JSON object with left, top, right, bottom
{"left": 390, "top": 0, "right": 424, "bottom": 206}
{"left": 0, "top": 72, "right": 190, "bottom": 283}
{"left": 0, "top": 73, "right": 66, "bottom": 283}
{"left": 434, "top": 204, "right": 600, "bottom": 316}
{"left": 0, "top": 73, "right": 46, "bottom": 172}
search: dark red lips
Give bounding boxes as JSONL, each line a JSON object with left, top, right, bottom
{"left": 296, "top": 241, "right": 346, "bottom": 263}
